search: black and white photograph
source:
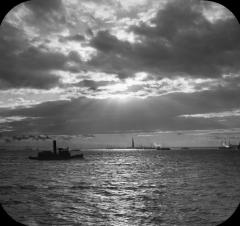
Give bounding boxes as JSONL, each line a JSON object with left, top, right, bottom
{"left": 0, "top": 0, "right": 240, "bottom": 225}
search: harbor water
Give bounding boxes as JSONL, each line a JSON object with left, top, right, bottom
{"left": 0, "top": 148, "right": 240, "bottom": 225}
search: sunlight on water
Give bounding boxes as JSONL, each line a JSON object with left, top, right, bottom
{"left": 0, "top": 149, "right": 240, "bottom": 226}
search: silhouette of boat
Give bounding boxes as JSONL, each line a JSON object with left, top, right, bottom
{"left": 28, "top": 140, "right": 84, "bottom": 160}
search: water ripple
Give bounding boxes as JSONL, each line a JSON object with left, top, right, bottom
{"left": 0, "top": 149, "right": 240, "bottom": 225}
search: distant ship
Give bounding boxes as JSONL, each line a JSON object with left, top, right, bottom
{"left": 156, "top": 146, "right": 171, "bottom": 150}
{"left": 218, "top": 139, "right": 240, "bottom": 151}
{"left": 156, "top": 145, "right": 171, "bottom": 150}
{"left": 29, "top": 140, "right": 84, "bottom": 160}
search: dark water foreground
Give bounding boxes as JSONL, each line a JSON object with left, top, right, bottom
{"left": 0, "top": 149, "right": 240, "bottom": 226}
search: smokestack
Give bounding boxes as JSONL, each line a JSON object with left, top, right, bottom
{"left": 53, "top": 140, "right": 57, "bottom": 155}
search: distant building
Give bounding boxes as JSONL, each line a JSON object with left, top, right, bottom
{"left": 132, "top": 137, "right": 135, "bottom": 148}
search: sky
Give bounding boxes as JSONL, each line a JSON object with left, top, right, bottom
{"left": 0, "top": 0, "right": 240, "bottom": 148}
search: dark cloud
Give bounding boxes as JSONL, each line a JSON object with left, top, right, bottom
{"left": 91, "top": 30, "right": 131, "bottom": 53}
{"left": 89, "top": 30, "right": 134, "bottom": 79}
{"left": 0, "top": 42, "right": 62, "bottom": 89}
{"left": 26, "top": 0, "right": 62, "bottom": 12}
{"left": 0, "top": 22, "right": 84, "bottom": 89}
{"left": 0, "top": 0, "right": 240, "bottom": 137}
{"left": 23, "top": 0, "right": 66, "bottom": 34}
{"left": 18, "top": 46, "right": 67, "bottom": 70}
{"left": 0, "top": 70, "right": 59, "bottom": 90}
{"left": 76, "top": 79, "right": 114, "bottom": 90}
{"left": 2, "top": 89, "right": 240, "bottom": 135}
{"left": 86, "top": 28, "right": 94, "bottom": 37}
{"left": 89, "top": 0, "right": 240, "bottom": 80}
{"left": 59, "top": 34, "right": 85, "bottom": 43}
{"left": 168, "top": 87, "right": 240, "bottom": 114}
{"left": 68, "top": 51, "right": 82, "bottom": 63}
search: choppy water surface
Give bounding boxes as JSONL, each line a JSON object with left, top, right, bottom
{"left": 0, "top": 149, "right": 240, "bottom": 226}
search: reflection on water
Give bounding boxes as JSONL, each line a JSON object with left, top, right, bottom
{"left": 0, "top": 149, "right": 240, "bottom": 225}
